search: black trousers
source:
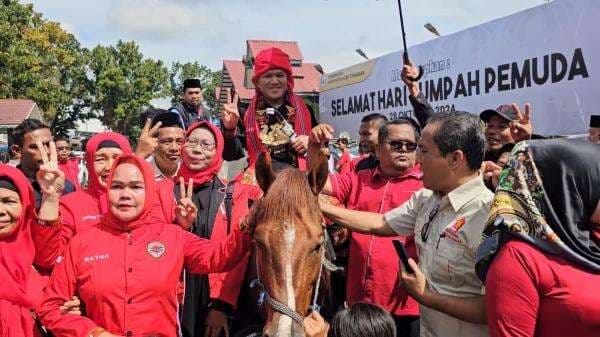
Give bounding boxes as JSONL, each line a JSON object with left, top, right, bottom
{"left": 394, "top": 316, "right": 420, "bottom": 337}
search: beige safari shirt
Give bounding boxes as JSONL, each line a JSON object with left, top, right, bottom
{"left": 384, "top": 176, "right": 493, "bottom": 337}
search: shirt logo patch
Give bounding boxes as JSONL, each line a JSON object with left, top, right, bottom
{"left": 452, "top": 218, "right": 466, "bottom": 231}
{"left": 147, "top": 241, "right": 166, "bottom": 258}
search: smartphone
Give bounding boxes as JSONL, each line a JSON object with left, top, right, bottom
{"left": 392, "top": 240, "right": 414, "bottom": 274}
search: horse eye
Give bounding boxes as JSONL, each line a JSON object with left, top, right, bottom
{"left": 312, "top": 243, "right": 322, "bottom": 253}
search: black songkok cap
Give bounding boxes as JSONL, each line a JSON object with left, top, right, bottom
{"left": 183, "top": 78, "right": 202, "bottom": 90}
{"left": 590, "top": 115, "right": 600, "bottom": 128}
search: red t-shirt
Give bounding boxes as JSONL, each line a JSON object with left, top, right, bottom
{"left": 330, "top": 165, "right": 423, "bottom": 317}
{"left": 337, "top": 151, "right": 351, "bottom": 174}
{"left": 486, "top": 240, "right": 600, "bottom": 337}
{"left": 58, "top": 158, "right": 81, "bottom": 190}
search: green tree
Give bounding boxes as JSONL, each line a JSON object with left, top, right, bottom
{"left": 0, "top": 0, "right": 91, "bottom": 132}
{"left": 88, "top": 40, "right": 169, "bottom": 140}
{"left": 169, "top": 62, "right": 221, "bottom": 113}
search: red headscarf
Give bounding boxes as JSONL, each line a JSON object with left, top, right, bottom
{"left": 178, "top": 121, "right": 224, "bottom": 186}
{"left": 244, "top": 47, "right": 312, "bottom": 170}
{"left": 0, "top": 165, "right": 37, "bottom": 337}
{"left": 85, "top": 132, "right": 133, "bottom": 200}
{"left": 101, "top": 155, "right": 166, "bottom": 232}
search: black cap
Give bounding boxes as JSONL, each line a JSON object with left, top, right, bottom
{"left": 590, "top": 115, "right": 600, "bottom": 128}
{"left": 150, "top": 109, "right": 184, "bottom": 129}
{"left": 480, "top": 104, "right": 517, "bottom": 123}
{"left": 183, "top": 78, "right": 202, "bottom": 90}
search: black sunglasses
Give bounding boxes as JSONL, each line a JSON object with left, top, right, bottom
{"left": 420, "top": 204, "right": 440, "bottom": 243}
{"left": 386, "top": 140, "right": 418, "bottom": 152}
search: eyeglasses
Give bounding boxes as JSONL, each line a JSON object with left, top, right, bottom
{"left": 420, "top": 203, "right": 440, "bottom": 243}
{"left": 385, "top": 140, "right": 418, "bottom": 152}
{"left": 184, "top": 137, "right": 216, "bottom": 151}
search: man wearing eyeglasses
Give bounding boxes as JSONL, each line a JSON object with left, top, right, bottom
{"left": 55, "top": 136, "right": 82, "bottom": 190}
{"left": 318, "top": 112, "right": 493, "bottom": 337}
{"left": 136, "top": 109, "right": 185, "bottom": 180}
{"left": 309, "top": 118, "right": 424, "bottom": 337}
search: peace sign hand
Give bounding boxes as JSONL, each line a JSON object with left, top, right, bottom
{"left": 510, "top": 103, "right": 533, "bottom": 143}
{"left": 220, "top": 89, "right": 240, "bottom": 131}
{"left": 135, "top": 118, "right": 162, "bottom": 159}
{"left": 175, "top": 178, "right": 198, "bottom": 230}
{"left": 36, "top": 141, "right": 65, "bottom": 198}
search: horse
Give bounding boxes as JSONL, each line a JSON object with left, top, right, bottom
{"left": 240, "top": 152, "right": 330, "bottom": 337}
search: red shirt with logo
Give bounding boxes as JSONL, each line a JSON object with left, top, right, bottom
{"left": 38, "top": 221, "right": 251, "bottom": 337}
{"left": 329, "top": 165, "right": 423, "bottom": 317}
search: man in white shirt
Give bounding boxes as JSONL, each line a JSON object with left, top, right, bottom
{"left": 136, "top": 109, "right": 184, "bottom": 180}
{"left": 320, "top": 112, "right": 492, "bottom": 337}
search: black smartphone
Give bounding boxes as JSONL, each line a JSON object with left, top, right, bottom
{"left": 392, "top": 240, "right": 414, "bottom": 274}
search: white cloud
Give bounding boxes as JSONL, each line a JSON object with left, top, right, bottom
{"left": 107, "top": 0, "right": 197, "bottom": 40}
{"left": 59, "top": 21, "right": 79, "bottom": 38}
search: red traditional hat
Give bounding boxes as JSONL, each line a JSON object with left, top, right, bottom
{"left": 251, "top": 47, "right": 294, "bottom": 91}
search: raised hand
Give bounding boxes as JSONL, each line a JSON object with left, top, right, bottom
{"left": 175, "top": 177, "right": 198, "bottom": 230}
{"left": 135, "top": 118, "right": 162, "bottom": 159}
{"left": 510, "top": 103, "right": 533, "bottom": 143}
{"left": 36, "top": 141, "right": 65, "bottom": 197}
{"left": 221, "top": 89, "right": 240, "bottom": 131}
{"left": 309, "top": 124, "right": 334, "bottom": 145}
{"left": 401, "top": 58, "right": 421, "bottom": 96}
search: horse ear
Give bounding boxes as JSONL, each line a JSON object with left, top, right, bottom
{"left": 307, "top": 152, "right": 329, "bottom": 195}
{"left": 256, "top": 152, "right": 276, "bottom": 194}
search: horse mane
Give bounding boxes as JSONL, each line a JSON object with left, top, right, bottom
{"left": 255, "top": 168, "right": 321, "bottom": 227}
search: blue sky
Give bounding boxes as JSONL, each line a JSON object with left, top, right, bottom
{"left": 25, "top": 0, "right": 547, "bottom": 73}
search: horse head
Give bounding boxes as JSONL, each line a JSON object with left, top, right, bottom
{"left": 249, "top": 152, "right": 329, "bottom": 337}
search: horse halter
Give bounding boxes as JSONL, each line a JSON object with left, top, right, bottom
{"left": 250, "top": 225, "right": 342, "bottom": 326}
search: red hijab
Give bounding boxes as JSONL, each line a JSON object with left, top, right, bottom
{"left": 85, "top": 132, "right": 132, "bottom": 199}
{"left": 0, "top": 165, "right": 37, "bottom": 337}
{"left": 244, "top": 47, "right": 312, "bottom": 170}
{"left": 101, "top": 155, "right": 166, "bottom": 232}
{"left": 178, "top": 121, "right": 224, "bottom": 186}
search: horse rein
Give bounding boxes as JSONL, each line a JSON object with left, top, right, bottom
{"left": 250, "top": 226, "right": 342, "bottom": 326}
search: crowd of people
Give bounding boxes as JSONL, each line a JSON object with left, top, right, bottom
{"left": 1, "top": 47, "right": 599, "bottom": 337}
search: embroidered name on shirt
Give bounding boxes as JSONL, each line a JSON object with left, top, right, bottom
{"left": 81, "top": 214, "right": 101, "bottom": 221}
{"left": 83, "top": 254, "right": 110, "bottom": 263}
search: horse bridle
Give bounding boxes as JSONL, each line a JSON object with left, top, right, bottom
{"left": 250, "top": 225, "right": 342, "bottom": 326}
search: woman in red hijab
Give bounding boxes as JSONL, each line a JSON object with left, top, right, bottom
{"left": 38, "top": 155, "right": 252, "bottom": 337}
{"left": 220, "top": 47, "right": 317, "bottom": 172}
{"left": 33, "top": 133, "right": 132, "bottom": 270}
{"left": 163, "top": 121, "right": 260, "bottom": 337}
{"left": 0, "top": 165, "right": 44, "bottom": 337}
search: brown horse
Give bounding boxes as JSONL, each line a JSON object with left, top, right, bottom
{"left": 245, "top": 152, "right": 329, "bottom": 337}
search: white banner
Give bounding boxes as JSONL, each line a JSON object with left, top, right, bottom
{"left": 319, "top": 0, "right": 599, "bottom": 139}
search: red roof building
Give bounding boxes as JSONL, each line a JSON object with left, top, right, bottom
{"left": 0, "top": 99, "right": 43, "bottom": 127}
{"left": 219, "top": 40, "right": 323, "bottom": 109}
{"left": 0, "top": 99, "right": 44, "bottom": 144}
